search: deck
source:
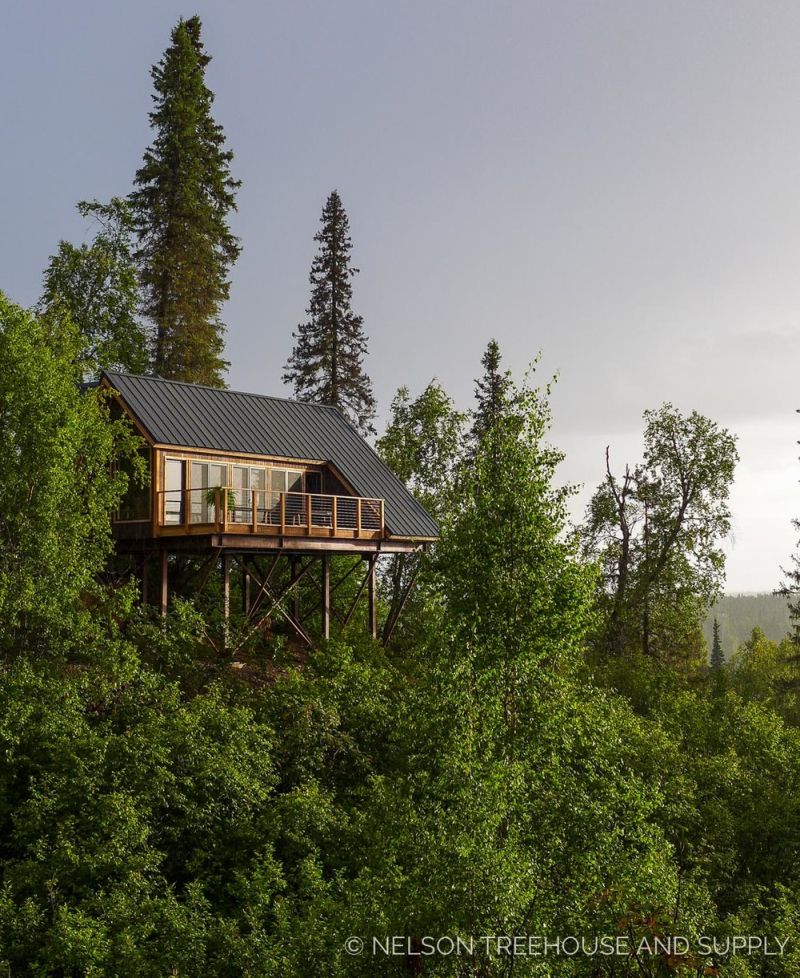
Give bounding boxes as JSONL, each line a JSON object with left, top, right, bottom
{"left": 111, "top": 487, "right": 426, "bottom": 555}
{"left": 158, "top": 487, "right": 383, "bottom": 537}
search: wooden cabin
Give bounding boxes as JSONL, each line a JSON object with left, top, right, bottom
{"left": 101, "top": 371, "right": 438, "bottom": 642}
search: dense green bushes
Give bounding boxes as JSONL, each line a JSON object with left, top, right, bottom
{"left": 1, "top": 297, "right": 799, "bottom": 975}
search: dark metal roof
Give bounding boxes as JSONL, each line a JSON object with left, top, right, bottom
{"left": 102, "top": 371, "right": 439, "bottom": 540}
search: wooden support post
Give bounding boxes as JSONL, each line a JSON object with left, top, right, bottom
{"left": 367, "top": 555, "right": 377, "bottom": 640}
{"left": 222, "top": 554, "right": 231, "bottom": 649}
{"left": 159, "top": 549, "right": 168, "bottom": 618}
{"left": 140, "top": 555, "right": 149, "bottom": 606}
{"left": 242, "top": 558, "right": 251, "bottom": 616}
{"left": 321, "top": 553, "right": 330, "bottom": 640}
{"left": 306, "top": 493, "right": 313, "bottom": 531}
{"left": 290, "top": 556, "right": 300, "bottom": 621}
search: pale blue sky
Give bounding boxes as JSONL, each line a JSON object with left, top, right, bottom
{"left": 2, "top": 1, "right": 799, "bottom": 591}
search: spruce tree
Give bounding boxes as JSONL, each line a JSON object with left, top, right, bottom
{"left": 470, "top": 339, "right": 515, "bottom": 459}
{"left": 283, "top": 191, "right": 376, "bottom": 434}
{"left": 711, "top": 617, "right": 725, "bottom": 670}
{"left": 131, "top": 15, "right": 241, "bottom": 387}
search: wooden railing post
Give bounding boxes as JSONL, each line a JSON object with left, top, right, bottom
{"left": 183, "top": 487, "right": 189, "bottom": 528}
{"left": 223, "top": 487, "right": 229, "bottom": 531}
{"left": 379, "top": 499, "right": 384, "bottom": 534}
{"left": 306, "top": 493, "right": 313, "bottom": 530}
{"left": 331, "top": 495, "right": 337, "bottom": 536}
{"left": 356, "top": 498, "right": 362, "bottom": 537}
{"left": 280, "top": 493, "right": 286, "bottom": 535}
{"left": 251, "top": 488, "right": 257, "bottom": 533}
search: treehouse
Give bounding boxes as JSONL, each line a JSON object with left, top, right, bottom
{"left": 102, "top": 371, "right": 438, "bottom": 643}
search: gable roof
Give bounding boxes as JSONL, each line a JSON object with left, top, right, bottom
{"left": 102, "top": 371, "right": 439, "bottom": 540}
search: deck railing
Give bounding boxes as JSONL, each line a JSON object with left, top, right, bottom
{"left": 158, "top": 488, "right": 384, "bottom": 537}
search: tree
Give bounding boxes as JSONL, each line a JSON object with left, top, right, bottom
{"left": 729, "top": 627, "right": 800, "bottom": 724}
{"left": 376, "top": 380, "right": 464, "bottom": 644}
{"left": 283, "top": 191, "right": 376, "bottom": 434}
{"left": 710, "top": 617, "right": 724, "bottom": 670}
{"left": 404, "top": 370, "right": 683, "bottom": 970}
{"left": 131, "top": 15, "right": 241, "bottom": 387}
{"left": 780, "top": 518, "right": 800, "bottom": 644}
{"left": 584, "top": 404, "right": 738, "bottom": 666}
{"left": 377, "top": 380, "right": 464, "bottom": 519}
{"left": 0, "top": 293, "right": 141, "bottom": 655}
{"left": 39, "top": 198, "right": 150, "bottom": 378}
{"left": 469, "top": 338, "right": 515, "bottom": 454}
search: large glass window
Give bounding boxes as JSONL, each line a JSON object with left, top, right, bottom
{"left": 190, "top": 460, "right": 227, "bottom": 523}
{"left": 161, "top": 458, "right": 311, "bottom": 527}
{"left": 164, "top": 459, "right": 185, "bottom": 525}
{"left": 231, "top": 466, "right": 267, "bottom": 522}
{"left": 269, "top": 468, "right": 303, "bottom": 493}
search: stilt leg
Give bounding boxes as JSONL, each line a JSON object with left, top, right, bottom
{"left": 159, "top": 549, "right": 168, "bottom": 618}
{"left": 322, "top": 554, "right": 330, "bottom": 640}
{"left": 290, "top": 556, "right": 300, "bottom": 621}
{"left": 367, "top": 555, "right": 377, "bottom": 641}
{"left": 242, "top": 559, "right": 251, "bottom": 616}
{"left": 141, "top": 555, "right": 149, "bottom": 606}
{"left": 222, "top": 554, "right": 231, "bottom": 649}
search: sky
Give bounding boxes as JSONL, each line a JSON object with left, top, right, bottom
{"left": 2, "top": 0, "right": 799, "bottom": 592}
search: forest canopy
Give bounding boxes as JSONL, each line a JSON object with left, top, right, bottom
{"left": 1, "top": 288, "right": 799, "bottom": 976}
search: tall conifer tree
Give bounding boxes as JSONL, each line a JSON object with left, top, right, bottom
{"left": 283, "top": 191, "right": 376, "bottom": 434}
{"left": 711, "top": 617, "right": 725, "bottom": 670}
{"left": 131, "top": 15, "right": 240, "bottom": 387}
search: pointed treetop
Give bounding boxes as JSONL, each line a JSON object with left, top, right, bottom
{"left": 471, "top": 338, "right": 515, "bottom": 448}
{"left": 283, "top": 190, "right": 376, "bottom": 435}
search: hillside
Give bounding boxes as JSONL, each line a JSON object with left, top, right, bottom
{"left": 703, "top": 592, "right": 793, "bottom": 660}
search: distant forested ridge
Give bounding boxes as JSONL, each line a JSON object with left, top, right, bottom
{"left": 704, "top": 592, "right": 792, "bottom": 660}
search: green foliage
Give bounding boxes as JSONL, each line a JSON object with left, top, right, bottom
{"left": 588, "top": 653, "right": 800, "bottom": 977}
{"left": 39, "top": 198, "right": 151, "bottom": 377}
{"left": 0, "top": 654, "right": 281, "bottom": 977}
{"left": 283, "top": 190, "right": 376, "bottom": 434}
{"left": 2, "top": 322, "right": 798, "bottom": 976}
{"left": 394, "top": 368, "right": 687, "bottom": 976}
{"left": 377, "top": 380, "right": 464, "bottom": 520}
{"left": 131, "top": 15, "right": 241, "bottom": 387}
{"left": 436, "top": 365, "right": 595, "bottom": 670}
{"left": 728, "top": 627, "right": 800, "bottom": 724}
{"left": 376, "top": 380, "right": 464, "bottom": 646}
{"left": 584, "top": 404, "right": 738, "bottom": 668}
{"left": 0, "top": 293, "right": 141, "bottom": 654}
